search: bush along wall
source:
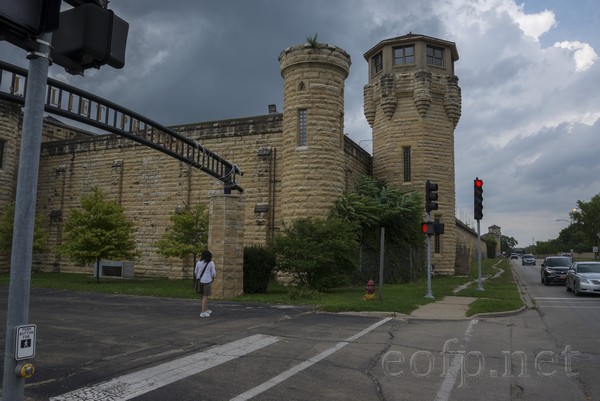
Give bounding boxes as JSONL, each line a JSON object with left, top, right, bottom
{"left": 243, "top": 245, "right": 275, "bottom": 294}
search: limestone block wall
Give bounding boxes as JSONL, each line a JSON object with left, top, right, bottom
{"left": 32, "top": 114, "right": 282, "bottom": 277}
{"left": 26, "top": 109, "right": 371, "bottom": 277}
{"left": 0, "top": 101, "right": 21, "bottom": 206}
{"left": 343, "top": 136, "right": 372, "bottom": 190}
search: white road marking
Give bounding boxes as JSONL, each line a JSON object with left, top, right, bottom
{"left": 229, "top": 317, "right": 393, "bottom": 401}
{"left": 434, "top": 319, "right": 479, "bottom": 401}
{"left": 535, "top": 297, "right": 599, "bottom": 300}
{"left": 50, "top": 334, "right": 279, "bottom": 401}
{"left": 538, "top": 306, "right": 600, "bottom": 308}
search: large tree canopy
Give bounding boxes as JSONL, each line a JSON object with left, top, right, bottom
{"left": 332, "top": 176, "right": 422, "bottom": 248}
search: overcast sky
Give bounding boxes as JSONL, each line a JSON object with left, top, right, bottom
{"left": 2, "top": 0, "right": 599, "bottom": 248}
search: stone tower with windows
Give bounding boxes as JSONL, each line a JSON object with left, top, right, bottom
{"left": 278, "top": 43, "right": 351, "bottom": 223}
{"left": 363, "top": 34, "right": 462, "bottom": 273}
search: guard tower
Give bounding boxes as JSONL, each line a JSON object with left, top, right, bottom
{"left": 278, "top": 43, "right": 351, "bottom": 223}
{"left": 363, "top": 34, "right": 461, "bottom": 273}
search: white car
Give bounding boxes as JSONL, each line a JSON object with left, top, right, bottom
{"left": 566, "top": 261, "right": 600, "bottom": 296}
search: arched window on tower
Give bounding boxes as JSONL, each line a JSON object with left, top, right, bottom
{"left": 298, "top": 81, "right": 305, "bottom": 91}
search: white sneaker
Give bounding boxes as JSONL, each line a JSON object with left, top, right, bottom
{"left": 200, "top": 312, "right": 210, "bottom": 318}
{"left": 206, "top": 309, "right": 212, "bottom": 315}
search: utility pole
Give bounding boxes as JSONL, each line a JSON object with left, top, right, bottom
{"left": 2, "top": 32, "right": 52, "bottom": 400}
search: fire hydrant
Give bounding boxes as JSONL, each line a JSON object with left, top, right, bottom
{"left": 363, "top": 279, "right": 376, "bottom": 301}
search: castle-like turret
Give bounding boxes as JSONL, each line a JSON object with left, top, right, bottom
{"left": 278, "top": 43, "right": 351, "bottom": 223}
{"left": 363, "top": 34, "right": 461, "bottom": 273}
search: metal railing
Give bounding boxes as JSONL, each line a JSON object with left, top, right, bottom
{"left": 0, "top": 60, "right": 243, "bottom": 193}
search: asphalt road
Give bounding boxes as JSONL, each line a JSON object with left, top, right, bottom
{"left": 0, "top": 267, "right": 599, "bottom": 401}
{"left": 511, "top": 258, "right": 600, "bottom": 399}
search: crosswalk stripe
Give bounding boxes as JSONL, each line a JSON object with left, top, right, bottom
{"left": 49, "top": 334, "right": 279, "bottom": 401}
{"left": 230, "top": 317, "right": 392, "bottom": 401}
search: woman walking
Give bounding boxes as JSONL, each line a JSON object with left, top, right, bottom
{"left": 195, "top": 250, "right": 216, "bottom": 318}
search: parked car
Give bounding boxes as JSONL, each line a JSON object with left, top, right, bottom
{"left": 522, "top": 254, "right": 536, "bottom": 266}
{"left": 540, "top": 256, "right": 572, "bottom": 285}
{"left": 566, "top": 261, "right": 600, "bottom": 295}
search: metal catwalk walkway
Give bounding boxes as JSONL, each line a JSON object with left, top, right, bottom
{"left": 0, "top": 60, "right": 243, "bottom": 193}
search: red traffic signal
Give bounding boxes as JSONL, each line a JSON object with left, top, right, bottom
{"left": 474, "top": 178, "right": 483, "bottom": 220}
{"left": 422, "top": 222, "right": 445, "bottom": 235}
{"left": 422, "top": 222, "right": 435, "bottom": 235}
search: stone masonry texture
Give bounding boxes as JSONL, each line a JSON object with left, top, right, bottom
{"left": 0, "top": 35, "right": 478, "bottom": 296}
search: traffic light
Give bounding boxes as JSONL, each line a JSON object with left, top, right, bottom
{"left": 51, "top": 3, "right": 129, "bottom": 75}
{"left": 0, "top": 0, "right": 61, "bottom": 51}
{"left": 421, "top": 222, "right": 445, "bottom": 235}
{"left": 421, "top": 222, "right": 435, "bottom": 235}
{"left": 474, "top": 178, "right": 483, "bottom": 220}
{"left": 425, "top": 180, "right": 438, "bottom": 213}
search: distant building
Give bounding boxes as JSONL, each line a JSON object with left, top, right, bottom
{"left": 488, "top": 225, "right": 502, "bottom": 256}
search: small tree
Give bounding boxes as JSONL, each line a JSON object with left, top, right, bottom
{"left": 270, "top": 217, "right": 358, "bottom": 291}
{"left": 0, "top": 201, "right": 48, "bottom": 257}
{"left": 59, "top": 187, "right": 137, "bottom": 282}
{"left": 155, "top": 203, "right": 209, "bottom": 276}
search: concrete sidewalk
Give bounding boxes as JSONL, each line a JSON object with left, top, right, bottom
{"left": 409, "top": 296, "right": 477, "bottom": 319}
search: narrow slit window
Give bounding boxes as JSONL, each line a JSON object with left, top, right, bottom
{"left": 403, "top": 146, "right": 411, "bottom": 182}
{"left": 434, "top": 217, "right": 441, "bottom": 253}
{"left": 0, "top": 140, "right": 5, "bottom": 169}
{"left": 298, "top": 109, "right": 307, "bottom": 146}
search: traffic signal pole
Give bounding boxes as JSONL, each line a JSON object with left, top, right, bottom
{"left": 2, "top": 33, "right": 52, "bottom": 400}
{"left": 425, "top": 213, "right": 434, "bottom": 299}
{"left": 477, "top": 219, "right": 484, "bottom": 291}
{"left": 424, "top": 181, "right": 438, "bottom": 299}
{"left": 474, "top": 178, "right": 484, "bottom": 291}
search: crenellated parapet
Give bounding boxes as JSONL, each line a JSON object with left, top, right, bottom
{"left": 279, "top": 43, "right": 351, "bottom": 79}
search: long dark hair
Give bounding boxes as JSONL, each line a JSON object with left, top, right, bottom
{"left": 200, "top": 250, "right": 212, "bottom": 263}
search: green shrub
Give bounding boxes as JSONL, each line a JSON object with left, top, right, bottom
{"left": 270, "top": 217, "right": 359, "bottom": 291}
{"left": 243, "top": 245, "right": 275, "bottom": 294}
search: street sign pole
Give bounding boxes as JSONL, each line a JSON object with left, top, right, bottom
{"left": 2, "top": 33, "right": 52, "bottom": 400}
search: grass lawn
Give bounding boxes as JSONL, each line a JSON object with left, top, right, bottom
{"left": 0, "top": 257, "right": 522, "bottom": 315}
